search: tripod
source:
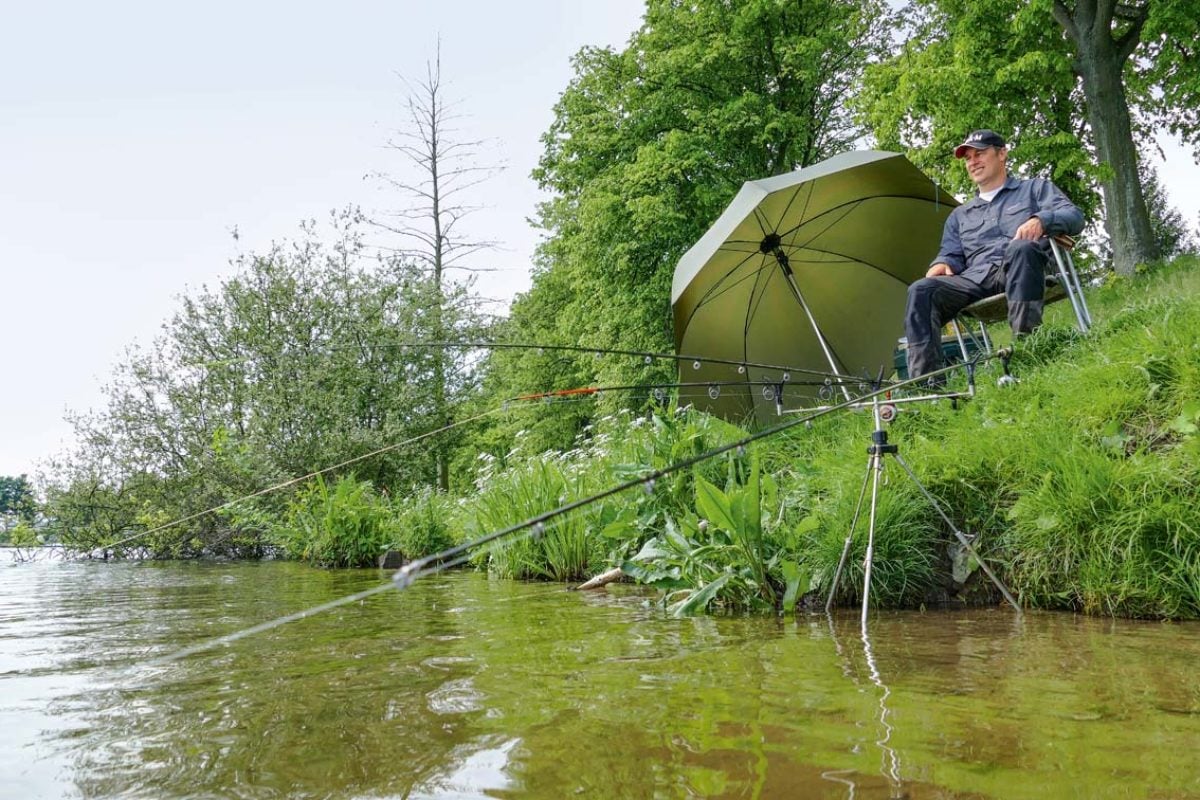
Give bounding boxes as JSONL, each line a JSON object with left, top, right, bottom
{"left": 825, "top": 396, "right": 1021, "bottom": 627}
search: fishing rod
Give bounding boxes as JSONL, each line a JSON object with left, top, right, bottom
{"left": 94, "top": 405, "right": 512, "bottom": 554}
{"left": 508, "top": 365, "right": 974, "bottom": 419}
{"left": 150, "top": 352, "right": 998, "bottom": 665}
{"left": 509, "top": 378, "right": 848, "bottom": 403}
{"left": 72, "top": 355, "right": 960, "bottom": 559}
{"left": 87, "top": 383, "right": 659, "bottom": 558}
{"left": 396, "top": 359, "right": 992, "bottom": 590}
{"left": 311, "top": 340, "right": 852, "bottom": 383}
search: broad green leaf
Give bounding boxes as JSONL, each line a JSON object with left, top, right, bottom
{"left": 620, "top": 560, "right": 674, "bottom": 584}
{"left": 794, "top": 515, "right": 821, "bottom": 536}
{"left": 631, "top": 538, "right": 670, "bottom": 561}
{"left": 760, "top": 471, "right": 778, "bottom": 518}
{"left": 695, "top": 475, "right": 737, "bottom": 533}
{"left": 600, "top": 519, "right": 634, "bottom": 539}
{"left": 1168, "top": 414, "right": 1198, "bottom": 436}
{"left": 669, "top": 573, "right": 733, "bottom": 617}
{"left": 780, "top": 560, "right": 810, "bottom": 612}
{"left": 664, "top": 517, "right": 691, "bottom": 552}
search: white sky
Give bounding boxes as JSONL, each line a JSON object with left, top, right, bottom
{"left": 1, "top": 1, "right": 1198, "bottom": 479}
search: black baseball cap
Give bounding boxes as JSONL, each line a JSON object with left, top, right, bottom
{"left": 954, "top": 129, "right": 1007, "bottom": 158}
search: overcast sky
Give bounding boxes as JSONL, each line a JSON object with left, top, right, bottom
{"left": 2, "top": 1, "right": 1198, "bottom": 479}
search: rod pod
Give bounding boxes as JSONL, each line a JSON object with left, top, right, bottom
{"left": 824, "top": 396, "right": 1021, "bottom": 629}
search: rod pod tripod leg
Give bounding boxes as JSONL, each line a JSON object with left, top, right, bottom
{"left": 825, "top": 406, "right": 1022, "bottom": 626}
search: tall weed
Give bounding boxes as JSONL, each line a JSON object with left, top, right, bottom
{"left": 387, "top": 486, "right": 457, "bottom": 560}
{"left": 270, "top": 475, "right": 391, "bottom": 567}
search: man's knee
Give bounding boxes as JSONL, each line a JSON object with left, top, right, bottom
{"left": 907, "top": 277, "right": 941, "bottom": 304}
{"left": 1005, "top": 238, "right": 1047, "bottom": 267}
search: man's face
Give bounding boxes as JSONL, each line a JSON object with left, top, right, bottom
{"left": 962, "top": 146, "right": 1006, "bottom": 188}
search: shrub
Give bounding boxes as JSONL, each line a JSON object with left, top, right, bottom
{"left": 387, "top": 487, "right": 457, "bottom": 560}
{"left": 270, "top": 475, "right": 391, "bottom": 568}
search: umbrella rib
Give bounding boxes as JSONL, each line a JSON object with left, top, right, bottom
{"left": 679, "top": 250, "right": 766, "bottom": 332}
{"left": 776, "top": 193, "right": 953, "bottom": 242}
{"left": 742, "top": 253, "right": 777, "bottom": 358}
{"left": 744, "top": 254, "right": 779, "bottom": 343}
{"left": 739, "top": 266, "right": 774, "bottom": 408}
{"left": 752, "top": 206, "right": 773, "bottom": 240}
{"left": 717, "top": 241, "right": 765, "bottom": 254}
{"left": 721, "top": 191, "right": 951, "bottom": 251}
{"left": 772, "top": 180, "right": 814, "bottom": 236}
{"left": 695, "top": 266, "right": 771, "bottom": 313}
{"left": 692, "top": 250, "right": 764, "bottom": 306}
{"left": 680, "top": 261, "right": 845, "bottom": 382}
{"left": 784, "top": 200, "right": 861, "bottom": 249}
{"left": 782, "top": 245, "right": 916, "bottom": 288}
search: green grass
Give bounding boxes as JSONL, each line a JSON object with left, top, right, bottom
{"left": 267, "top": 475, "right": 393, "bottom": 568}
{"left": 464, "top": 255, "right": 1200, "bottom": 618}
{"left": 262, "top": 255, "right": 1200, "bottom": 619}
{"left": 869, "top": 254, "right": 1200, "bottom": 617}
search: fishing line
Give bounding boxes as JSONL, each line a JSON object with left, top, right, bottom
{"left": 143, "top": 580, "right": 556, "bottom": 667}
{"left": 87, "top": 388, "right": 663, "bottom": 556}
{"left": 193, "top": 338, "right": 825, "bottom": 377}
{"left": 58, "top": 365, "right": 930, "bottom": 557}
{"left": 150, "top": 355, "right": 988, "bottom": 665}
{"left": 97, "top": 405, "right": 511, "bottom": 553}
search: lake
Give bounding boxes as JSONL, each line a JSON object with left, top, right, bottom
{"left": 2, "top": 556, "right": 1198, "bottom": 798}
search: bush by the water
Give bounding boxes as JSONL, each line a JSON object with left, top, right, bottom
{"left": 266, "top": 476, "right": 393, "bottom": 568}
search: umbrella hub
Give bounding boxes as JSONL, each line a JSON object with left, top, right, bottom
{"left": 758, "top": 232, "right": 782, "bottom": 254}
{"left": 759, "top": 233, "right": 792, "bottom": 274}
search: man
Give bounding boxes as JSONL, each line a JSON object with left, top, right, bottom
{"left": 904, "top": 129, "right": 1084, "bottom": 380}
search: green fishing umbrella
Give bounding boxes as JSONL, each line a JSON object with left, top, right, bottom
{"left": 671, "top": 150, "right": 959, "bottom": 425}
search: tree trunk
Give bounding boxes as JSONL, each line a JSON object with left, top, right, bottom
{"left": 1077, "top": 52, "right": 1158, "bottom": 274}
{"left": 1058, "top": 0, "right": 1158, "bottom": 275}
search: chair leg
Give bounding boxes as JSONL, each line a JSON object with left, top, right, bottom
{"left": 1050, "top": 239, "right": 1091, "bottom": 333}
{"left": 951, "top": 319, "right": 970, "bottom": 363}
{"left": 1062, "top": 245, "right": 1093, "bottom": 328}
{"left": 977, "top": 321, "right": 993, "bottom": 354}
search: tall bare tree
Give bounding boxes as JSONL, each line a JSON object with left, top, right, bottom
{"left": 372, "top": 43, "right": 501, "bottom": 490}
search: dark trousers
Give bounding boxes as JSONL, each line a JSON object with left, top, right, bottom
{"left": 904, "top": 239, "right": 1050, "bottom": 379}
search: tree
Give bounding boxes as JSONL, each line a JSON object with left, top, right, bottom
{"left": 862, "top": 0, "right": 1200, "bottom": 275}
{"left": 0, "top": 474, "right": 36, "bottom": 530}
{"left": 371, "top": 44, "right": 500, "bottom": 490}
{"left": 483, "top": 0, "right": 894, "bottom": 451}
{"left": 44, "top": 212, "right": 487, "bottom": 555}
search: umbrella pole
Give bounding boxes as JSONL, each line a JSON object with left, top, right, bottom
{"left": 771, "top": 248, "right": 853, "bottom": 401}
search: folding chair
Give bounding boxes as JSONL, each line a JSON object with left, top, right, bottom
{"left": 951, "top": 235, "right": 1092, "bottom": 358}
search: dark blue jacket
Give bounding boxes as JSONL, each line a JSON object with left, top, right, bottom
{"left": 933, "top": 175, "right": 1085, "bottom": 282}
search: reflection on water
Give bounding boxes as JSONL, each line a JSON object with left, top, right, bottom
{"left": 2, "top": 559, "right": 1199, "bottom": 799}
{"left": 859, "top": 620, "right": 903, "bottom": 797}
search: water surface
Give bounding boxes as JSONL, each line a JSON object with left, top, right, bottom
{"left": 2, "top": 556, "right": 1198, "bottom": 798}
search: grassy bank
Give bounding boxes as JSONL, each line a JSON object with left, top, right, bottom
{"left": 775, "top": 254, "right": 1200, "bottom": 617}
{"left": 452, "top": 255, "right": 1200, "bottom": 618}
{"left": 202, "top": 255, "right": 1200, "bottom": 619}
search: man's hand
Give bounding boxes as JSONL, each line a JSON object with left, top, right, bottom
{"left": 1014, "top": 216, "right": 1045, "bottom": 241}
{"left": 926, "top": 263, "right": 954, "bottom": 278}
